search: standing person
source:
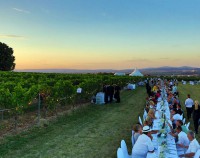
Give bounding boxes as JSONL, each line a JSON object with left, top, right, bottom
{"left": 146, "top": 81, "right": 152, "bottom": 97}
{"left": 114, "top": 85, "right": 121, "bottom": 103}
{"left": 109, "top": 85, "right": 114, "bottom": 103}
{"left": 103, "top": 85, "right": 108, "bottom": 104}
{"left": 185, "top": 94, "right": 194, "bottom": 120}
{"left": 106, "top": 85, "right": 111, "bottom": 103}
{"left": 193, "top": 100, "right": 200, "bottom": 134}
{"left": 172, "top": 84, "right": 178, "bottom": 95}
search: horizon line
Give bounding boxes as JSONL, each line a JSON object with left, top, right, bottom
{"left": 15, "top": 66, "right": 200, "bottom": 71}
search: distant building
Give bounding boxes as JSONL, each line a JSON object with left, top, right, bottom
{"left": 114, "top": 72, "right": 126, "bottom": 76}
{"left": 129, "top": 68, "right": 144, "bottom": 77}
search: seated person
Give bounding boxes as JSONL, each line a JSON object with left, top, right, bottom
{"left": 168, "top": 120, "right": 188, "bottom": 142}
{"left": 149, "top": 96, "right": 157, "bottom": 105}
{"left": 152, "top": 85, "right": 158, "bottom": 93}
{"left": 132, "top": 124, "right": 142, "bottom": 142}
{"left": 177, "top": 120, "right": 188, "bottom": 134}
{"left": 179, "top": 131, "right": 200, "bottom": 157}
{"left": 176, "top": 126, "right": 190, "bottom": 155}
{"left": 170, "top": 109, "right": 182, "bottom": 129}
{"left": 194, "top": 149, "right": 200, "bottom": 158}
{"left": 155, "top": 90, "right": 161, "bottom": 100}
{"left": 168, "top": 93, "right": 174, "bottom": 105}
{"left": 149, "top": 100, "right": 156, "bottom": 110}
{"left": 176, "top": 104, "right": 184, "bottom": 116}
{"left": 170, "top": 97, "right": 178, "bottom": 110}
{"left": 145, "top": 103, "right": 150, "bottom": 114}
{"left": 132, "top": 126, "right": 154, "bottom": 158}
{"left": 143, "top": 120, "right": 149, "bottom": 126}
{"left": 145, "top": 109, "right": 156, "bottom": 127}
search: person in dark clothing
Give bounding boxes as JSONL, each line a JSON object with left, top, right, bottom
{"left": 193, "top": 100, "right": 200, "bottom": 134}
{"left": 176, "top": 104, "right": 183, "bottom": 116}
{"left": 146, "top": 82, "right": 152, "bottom": 97}
{"left": 108, "top": 85, "right": 114, "bottom": 103}
{"left": 103, "top": 85, "right": 109, "bottom": 104}
{"left": 114, "top": 85, "right": 121, "bottom": 103}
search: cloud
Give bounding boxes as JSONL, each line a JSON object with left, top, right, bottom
{"left": 0, "top": 34, "right": 26, "bottom": 39}
{"left": 13, "top": 8, "right": 30, "bottom": 14}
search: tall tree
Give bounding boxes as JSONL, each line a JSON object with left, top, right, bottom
{"left": 0, "top": 42, "right": 16, "bottom": 71}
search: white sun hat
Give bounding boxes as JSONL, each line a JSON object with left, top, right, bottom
{"left": 142, "top": 126, "right": 152, "bottom": 133}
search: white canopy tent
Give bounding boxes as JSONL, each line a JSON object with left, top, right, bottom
{"left": 129, "top": 68, "right": 144, "bottom": 77}
{"left": 114, "top": 72, "right": 126, "bottom": 76}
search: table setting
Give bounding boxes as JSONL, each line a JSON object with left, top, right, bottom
{"left": 147, "top": 87, "right": 179, "bottom": 158}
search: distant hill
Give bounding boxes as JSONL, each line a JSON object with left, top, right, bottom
{"left": 15, "top": 69, "right": 117, "bottom": 74}
{"left": 140, "top": 66, "right": 200, "bottom": 76}
{"left": 15, "top": 66, "right": 200, "bottom": 76}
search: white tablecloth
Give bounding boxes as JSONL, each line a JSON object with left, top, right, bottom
{"left": 147, "top": 96, "right": 179, "bottom": 158}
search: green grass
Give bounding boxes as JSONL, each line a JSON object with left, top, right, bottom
{"left": 1, "top": 83, "right": 198, "bottom": 158}
{"left": 178, "top": 83, "right": 200, "bottom": 141}
{"left": 0, "top": 87, "right": 146, "bottom": 158}
{"left": 1, "top": 83, "right": 200, "bottom": 158}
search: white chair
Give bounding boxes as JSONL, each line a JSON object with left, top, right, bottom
{"left": 180, "top": 114, "right": 183, "bottom": 120}
{"left": 131, "top": 130, "right": 135, "bottom": 147}
{"left": 143, "top": 110, "right": 147, "bottom": 122}
{"left": 121, "top": 140, "right": 131, "bottom": 158}
{"left": 117, "top": 148, "right": 125, "bottom": 158}
{"left": 139, "top": 116, "right": 143, "bottom": 126}
{"left": 186, "top": 122, "right": 190, "bottom": 129}
{"left": 182, "top": 118, "right": 186, "bottom": 124}
{"left": 194, "top": 149, "right": 200, "bottom": 158}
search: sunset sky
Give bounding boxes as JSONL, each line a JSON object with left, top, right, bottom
{"left": 0, "top": 0, "right": 200, "bottom": 70}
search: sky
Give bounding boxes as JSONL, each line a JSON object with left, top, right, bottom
{"left": 0, "top": 0, "right": 200, "bottom": 70}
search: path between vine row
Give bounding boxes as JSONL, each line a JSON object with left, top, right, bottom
{"left": 0, "top": 87, "right": 146, "bottom": 158}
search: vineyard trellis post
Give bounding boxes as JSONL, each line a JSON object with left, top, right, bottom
{"left": 1, "top": 110, "right": 3, "bottom": 121}
{"left": 37, "top": 93, "right": 41, "bottom": 125}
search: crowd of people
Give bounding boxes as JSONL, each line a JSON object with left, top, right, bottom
{"left": 131, "top": 79, "right": 200, "bottom": 158}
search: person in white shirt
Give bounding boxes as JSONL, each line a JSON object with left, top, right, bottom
{"left": 185, "top": 94, "right": 194, "bottom": 119}
{"left": 179, "top": 130, "right": 200, "bottom": 157}
{"left": 176, "top": 126, "right": 190, "bottom": 155}
{"left": 132, "top": 124, "right": 142, "bottom": 143}
{"left": 172, "top": 84, "right": 178, "bottom": 94}
{"left": 132, "top": 126, "right": 154, "bottom": 158}
{"left": 194, "top": 149, "right": 200, "bottom": 158}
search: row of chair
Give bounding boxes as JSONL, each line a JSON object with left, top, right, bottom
{"left": 117, "top": 140, "right": 131, "bottom": 158}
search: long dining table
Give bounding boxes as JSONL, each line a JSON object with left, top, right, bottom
{"left": 147, "top": 88, "right": 179, "bottom": 158}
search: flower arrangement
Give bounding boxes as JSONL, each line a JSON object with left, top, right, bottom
{"left": 159, "top": 151, "right": 165, "bottom": 158}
